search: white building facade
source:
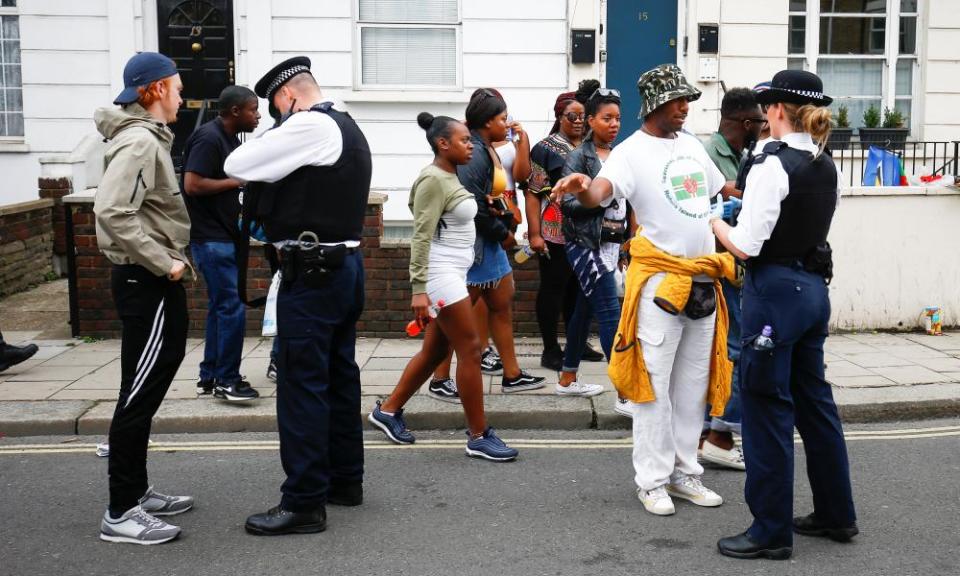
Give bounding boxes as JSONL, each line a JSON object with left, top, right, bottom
{"left": 0, "top": 0, "right": 958, "bottom": 223}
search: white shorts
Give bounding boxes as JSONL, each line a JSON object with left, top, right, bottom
{"left": 426, "top": 242, "right": 473, "bottom": 308}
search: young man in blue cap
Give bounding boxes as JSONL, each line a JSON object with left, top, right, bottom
{"left": 94, "top": 52, "right": 194, "bottom": 545}
{"left": 226, "top": 56, "right": 372, "bottom": 536}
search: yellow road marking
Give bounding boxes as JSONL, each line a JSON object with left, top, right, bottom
{"left": 0, "top": 425, "right": 958, "bottom": 455}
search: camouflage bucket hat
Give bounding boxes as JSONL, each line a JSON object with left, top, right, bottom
{"left": 637, "top": 64, "right": 702, "bottom": 119}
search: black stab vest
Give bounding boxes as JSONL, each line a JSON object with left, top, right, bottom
{"left": 752, "top": 141, "right": 837, "bottom": 263}
{"left": 258, "top": 103, "right": 372, "bottom": 243}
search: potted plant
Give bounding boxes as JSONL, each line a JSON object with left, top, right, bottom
{"left": 859, "top": 105, "right": 909, "bottom": 150}
{"left": 828, "top": 105, "right": 853, "bottom": 151}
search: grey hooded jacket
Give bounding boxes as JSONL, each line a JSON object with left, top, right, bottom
{"left": 93, "top": 104, "right": 193, "bottom": 279}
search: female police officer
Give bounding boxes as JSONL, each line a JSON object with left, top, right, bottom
{"left": 710, "top": 70, "right": 857, "bottom": 560}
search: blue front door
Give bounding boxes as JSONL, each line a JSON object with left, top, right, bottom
{"left": 606, "top": 1, "right": 678, "bottom": 139}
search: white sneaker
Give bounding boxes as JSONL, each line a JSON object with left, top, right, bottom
{"left": 555, "top": 380, "right": 604, "bottom": 397}
{"left": 637, "top": 485, "right": 675, "bottom": 516}
{"left": 700, "top": 440, "right": 746, "bottom": 471}
{"left": 666, "top": 474, "right": 723, "bottom": 507}
{"left": 614, "top": 397, "right": 633, "bottom": 417}
{"left": 100, "top": 506, "right": 181, "bottom": 545}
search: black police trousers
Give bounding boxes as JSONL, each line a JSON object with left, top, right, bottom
{"left": 740, "top": 263, "right": 857, "bottom": 546}
{"left": 276, "top": 251, "right": 365, "bottom": 512}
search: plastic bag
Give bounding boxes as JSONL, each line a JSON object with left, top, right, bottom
{"left": 262, "top": 271, "right": 280, "bottom": 337}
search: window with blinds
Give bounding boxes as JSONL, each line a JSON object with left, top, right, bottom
{"left": 0, "top": 0, "right": 21, "bottom": 138}
{"left": 356, "top": 0, "right": 461, "bottom": 89}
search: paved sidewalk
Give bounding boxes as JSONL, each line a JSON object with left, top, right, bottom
{"left": 1, "top": 331, "right": 959, "bottom": 436}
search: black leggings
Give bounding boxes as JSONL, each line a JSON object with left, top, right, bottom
{"left": 536, "top": 241, "right": 576, "bottom": 352}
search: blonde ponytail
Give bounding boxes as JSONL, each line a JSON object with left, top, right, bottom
{"left": 782, "top": 103, "right": 833, "bottom": 156}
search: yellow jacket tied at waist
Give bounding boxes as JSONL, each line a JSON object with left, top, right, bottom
{"left": 608, "top": 235, "right": 736, "bottom": 416}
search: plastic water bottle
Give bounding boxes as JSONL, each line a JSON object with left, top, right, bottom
{"left": 752, "top": 325, "right": 775, "bottom": 351}
{"left": 405, "top": 300, "right": 445, "bottom": 337}
{"left": 514, "top": 245, "right": 536, "bottom": 264}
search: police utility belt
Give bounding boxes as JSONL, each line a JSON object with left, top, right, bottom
{"left": 279, "top": 232, "right": 357, "bottom": 288}
{"left": 748, "top": 242, "right": 834, "bottom": 284}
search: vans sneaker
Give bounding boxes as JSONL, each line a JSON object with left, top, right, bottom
{"left": 99, "top": 506, "right": 180, "bottom": 545}
{"left": 427, "top": 378, "right": 459, "bottom": 403}
{"left": 666, "top": 474, "right": 723, "bottom": 507}
{"left": 638, "top": 486, "right": 675, "bottom": 516}
{"left": 554, "top": 380, "right": 604, "bottom": 397}
{"left": 501, "top": 371, "right": 546, "bottom": 393}
{"left": 139, "top": 486, "right": 194, "bottom": 517}
{"left": 480, "top": 347, "right": 503, "bottom": 375}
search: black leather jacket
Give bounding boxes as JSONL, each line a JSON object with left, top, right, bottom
{"left": 457, "top": 131, "right": 510, "bottom": 263}
{"left": 560, "top": 140, "right": 628, "bottom": 251}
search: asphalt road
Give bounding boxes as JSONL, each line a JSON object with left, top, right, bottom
{"left": 1, "top": 420, "right": 959, "bottom": 576}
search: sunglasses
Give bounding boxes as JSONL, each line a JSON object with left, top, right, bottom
{"left": 564, "top": 112, "right": 585, "bottom": 122}
{"left": 589, "top": 88, "right": 621, "bottom": 100}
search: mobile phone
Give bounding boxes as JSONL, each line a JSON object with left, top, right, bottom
{"left": 506, "top": 114, "right": 514, "bottom": 142}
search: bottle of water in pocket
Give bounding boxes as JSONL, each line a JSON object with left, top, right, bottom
{"left": 752, "top": 325, "right": 775, "bottom": 351}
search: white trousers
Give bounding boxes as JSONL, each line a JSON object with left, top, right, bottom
{"left": 632, "top": 274, "right": 716, "bottom": 491}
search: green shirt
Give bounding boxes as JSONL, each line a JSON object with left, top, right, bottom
{"left": 408, "top": 164, "right": 474, "bottom": 294}
{"left": 704, "top": 132, "right": 741, "bottom": 181}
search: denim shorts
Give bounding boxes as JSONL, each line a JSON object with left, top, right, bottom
{"left": 466, "top": 239, "right": 512, "bottom": 289}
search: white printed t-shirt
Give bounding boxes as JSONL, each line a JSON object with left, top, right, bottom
{"left": 596, "top": 130, "right": 725, "bottom": 259}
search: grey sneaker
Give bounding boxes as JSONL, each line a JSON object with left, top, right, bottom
{"left": 99, "top": 506, "right": 181, "bottom": 545}
{"left": 139, "top": 486, "right": 194, "bottom": 516}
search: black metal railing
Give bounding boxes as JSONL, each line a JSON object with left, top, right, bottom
{"left": 831, "top": 140, "right": 959, "bottom": 187}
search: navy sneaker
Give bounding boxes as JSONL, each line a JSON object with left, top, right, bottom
{"left": 428, "top": 378, "right": 459, "bottom": 403}
{"left": 501, "top": 371, "right": 546, "bottom": 393}
{"left": 466, "top": 428, "right": 518, "bottom": 462}
{"left": 214, "top": 379, "right": 260, "bottom": 402}
{"left": 195, "top": 378, "right": 215, "bottom": 396}
{"left": 367, "top": 400, "right": 415, "bottom": 445}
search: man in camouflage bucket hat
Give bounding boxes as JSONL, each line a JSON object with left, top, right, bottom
{"left": 638, "top": 63, "right": 701, "bottom": 119}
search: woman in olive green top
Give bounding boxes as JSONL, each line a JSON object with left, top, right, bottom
{"left": 368, "top": 113, "right": 519, "bottom": 462}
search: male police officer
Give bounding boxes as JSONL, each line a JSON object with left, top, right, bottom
{"left": 225, "top": 57, "right": 372, "bottom": 535}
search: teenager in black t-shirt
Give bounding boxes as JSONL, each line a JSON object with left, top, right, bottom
{"left": 182, "top": 85, "right": 260, "bottom": 402}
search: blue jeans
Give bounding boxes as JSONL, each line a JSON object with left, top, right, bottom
{"left": 191, "top": 241, "right": 245, "bottom": 385}
{"left": 562, "top": 270, "right": 621, "bottom": 373}
{"left": 705, "top": 278, "right": 742, "bottom": 434}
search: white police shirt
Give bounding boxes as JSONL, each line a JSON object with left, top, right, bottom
{"left": 224, "top": 105, "right": 357, "bottom": 247}
{"left": 728, "top": 132, "right": 840, "bottom": 258}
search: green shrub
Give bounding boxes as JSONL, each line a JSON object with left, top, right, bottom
{"left": 862, "top": 105, "right": 881, "bottom": 128}
{"left": 882, "top": 107, "right": 906, "bottom": 129}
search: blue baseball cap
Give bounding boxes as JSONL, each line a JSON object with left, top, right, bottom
{"left": 114, "top": 52, "right": 178, "bottom": 105}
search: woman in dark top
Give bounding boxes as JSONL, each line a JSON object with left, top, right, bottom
{"left": 556, "top": 88, "right": 634, "bottom": 409}
{"left": 458, "top": 88, "right": 546, "bottom": 393}
{"left": 526, "top": 86, "right": 602, "bottom": 371}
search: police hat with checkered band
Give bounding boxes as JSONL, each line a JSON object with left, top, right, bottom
{"left": 756, "top": 69, "right": 833, "bottom": 107}
{"left": 254, "top": 56, "right": 312, "bottom": 101}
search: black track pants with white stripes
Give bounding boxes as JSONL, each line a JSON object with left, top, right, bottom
{"left": 107, "top": 264, "right": 188, "bottom": 516}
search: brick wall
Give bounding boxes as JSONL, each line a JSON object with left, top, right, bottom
{"left": 0, "top": 199, "right": 55, "bottom": 298}
{"left": 38, "top": 177, "right": 72, "bottom": 258}
{"left": 68, "top": 198, "right": 547, "bottom": 338}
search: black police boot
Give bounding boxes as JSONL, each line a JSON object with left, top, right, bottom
{"left": 793, "top": 512, "right": 859, "bottom": 542}
{"left": 328, "top": 482, "right": 363, "bottom": 507}
{"left": 244, "top": 505, "right": 326, "bottom": 536}
{"left": 0, "top": 342, "right": 38, "bottom": 372}
{"left": 717, "top": 532, "right": 792, "bottom": 560}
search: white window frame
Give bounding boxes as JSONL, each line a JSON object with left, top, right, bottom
{"left": 353, "top": 0, "right": 463, "bottom": 92}
{"left": 788, "top": 0, "right": 921, "bottom": 135}
{"left": 0, "top": 0, "right": 23, "bottom": 142}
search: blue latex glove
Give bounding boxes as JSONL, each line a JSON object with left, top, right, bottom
{"left": 723, "top": 197, "right": 742, "bottom": 220}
